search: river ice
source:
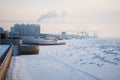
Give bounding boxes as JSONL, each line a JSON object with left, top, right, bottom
{"left": 6, "top": 38, "right": 120, "bottom": 80}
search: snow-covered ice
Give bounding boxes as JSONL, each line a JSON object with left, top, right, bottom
{"left": 6, "top": 38, "right": 120, "bottom": 80}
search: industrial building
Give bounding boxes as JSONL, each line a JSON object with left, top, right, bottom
{"left": 11, "top": 24, "right": 40, "bottom": 37}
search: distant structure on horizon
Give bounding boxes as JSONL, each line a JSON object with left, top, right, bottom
{"left": 59, "top": 31, "right": 98, "bottom": 40}
{"left": 11, "top": 24, "right": 40, "bottom": 37}
{"left": 0, "top": 27, "right": 4, "bottom": 33}
{"left": 61, "top": 32, "right": 66, "bottom": 36}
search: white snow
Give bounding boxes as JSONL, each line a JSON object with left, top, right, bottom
{"left": 6, "top": 38, "right": 120, "bottom": 80}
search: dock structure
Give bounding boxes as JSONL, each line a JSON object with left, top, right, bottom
{"left": 19, "top": 45, "right": 39, "bottom": 55}
{"left": 0, "top": 44, "right": 39, "bottom": 80}
{"left": 0, "top": 45, "right": 12, "bottom": 80}
{"left": 0, "top": 36, "right": 66, "bottom": 80}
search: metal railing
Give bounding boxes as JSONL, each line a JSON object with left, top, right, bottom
{"left": 0, "top": 45, "right": 12, "bottom": 67}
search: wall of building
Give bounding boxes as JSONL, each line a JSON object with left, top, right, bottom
{"left": 11, "top": 24, "right": 40, "bottom": 37}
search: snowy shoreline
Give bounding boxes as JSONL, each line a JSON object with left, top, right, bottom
{"left": 6, "top": 38, "right": 120, "bottom": 80}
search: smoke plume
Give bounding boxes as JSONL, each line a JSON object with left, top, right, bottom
{"left": 37, "top": 11, "right": 66, "bottom": 23}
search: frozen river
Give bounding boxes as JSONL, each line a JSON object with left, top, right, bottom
{"left": 6, "top": 38, "right": 120, "bottom": 80}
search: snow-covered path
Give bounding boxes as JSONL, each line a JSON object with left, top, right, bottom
{"left": 6, "top": 54, "right": 100, "bottom": 80}
{"left": 6, "top": 38, "right": 120, "bottom": 80}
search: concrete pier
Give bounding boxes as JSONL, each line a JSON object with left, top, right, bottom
{"left": 19, "top": 45, "right": 39, "bottom": 55}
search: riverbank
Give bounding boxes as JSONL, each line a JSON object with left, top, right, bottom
{"left": 6, "top": 38, "right": 120, "bottom": 80}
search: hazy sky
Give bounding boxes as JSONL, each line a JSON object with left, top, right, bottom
{"left": 0, "top": 0, "right": 120, "bottom": 37}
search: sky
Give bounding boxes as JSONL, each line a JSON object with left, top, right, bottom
{"left": 0, "top": 0, "right": 120, "bottom": 37}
